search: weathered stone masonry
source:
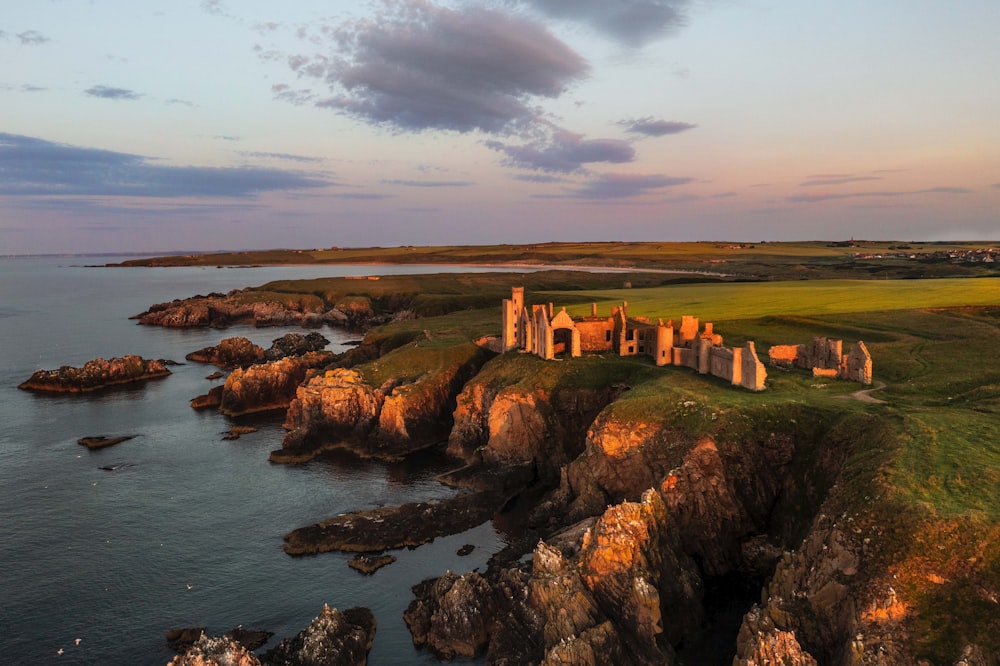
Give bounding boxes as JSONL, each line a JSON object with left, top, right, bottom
{"left": 768, "top": 337, "right": 873, "bottom": 385}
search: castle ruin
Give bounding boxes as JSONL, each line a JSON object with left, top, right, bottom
{"left": 768, "top": 338, "right": 873, "bottom": 385}
{"left": 501, "top": 287, "right": 767, "bottom": 391}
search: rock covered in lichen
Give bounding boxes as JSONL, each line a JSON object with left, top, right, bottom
{"left": 261, "top": 604, "right": 375, "bottom": 666}
{"left": 168, "top": 634, "right": 261, "bottom": 666}
{"left": 18, "top": 355, "right": 171, "bottom": 393}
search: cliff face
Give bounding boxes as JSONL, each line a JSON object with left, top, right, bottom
{"left": 446, "top": 359, "right": 624, "bottom": 484}
{"left": 404, "top": 397, "right": 857, "bottom": 664}
{"left": 219, "top": 351, "right": 334, "bottom": 417}
{"left": 275, "top": 343, "right": 492, "bottom": 462}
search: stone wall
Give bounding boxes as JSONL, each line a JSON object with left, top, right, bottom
{"left": 575, "top": 318, "right": 615, "bottom": 353}
{"left": 739, "top": 342, "right": 767, "bottom": 391}
{"left": 767, "top": 338, "right": 872, "bottom": 385}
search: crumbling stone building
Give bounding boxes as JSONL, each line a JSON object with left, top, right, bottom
{"left": 501, "top": 287, "right": 767, "bottom": 391}
{"left": 768, "top": 337, "right": 873, "bottom": 385}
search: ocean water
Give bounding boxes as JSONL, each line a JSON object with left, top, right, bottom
{"left": 0, "top": 258, "right": 528, "bottom": 665}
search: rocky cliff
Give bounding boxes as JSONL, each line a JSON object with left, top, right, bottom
{"left": 18, "top": 355, "right": 171, "bottom": 393}
{"left": 445, "top": 355, "right": 631, "bottom": 488}
{"left": 274, "top": 341, "right": 493, "bottom": 462}
{"left": 219, "top": 351, "right": 334, "bottom": 417}
{"left": 399, "top": 388, "right": 869, "bottom": 664}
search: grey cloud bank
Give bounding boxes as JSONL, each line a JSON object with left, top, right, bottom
{"left": 0, "top": 133, "right": 331, "bottom": 198}
{"left": 282, "top": 2, "right": 588, "bottom": 134}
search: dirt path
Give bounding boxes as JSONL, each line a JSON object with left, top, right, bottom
{"left": 850, "top": 381, "right": 887, "bottom": 404}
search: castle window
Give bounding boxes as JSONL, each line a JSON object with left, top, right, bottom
{"left": 628, "top": 345, "right": 634, "bottom": 353}
{"left": 638, "top": 346, "right": 645, "bottom": 353}
{"left": 605, "top": 330, "right": 612, "bottom": 342}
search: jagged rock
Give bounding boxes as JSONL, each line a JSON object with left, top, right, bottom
{"left": 191, "top": 386, "right": 223, "bottom": 410}
{"left": 733, "top": 606, "right": 817, "bottom": 666}
{"left": 275, "top": 369, "right": 383, "bottom": 461}
{"left": 347, "top": 554, "right": 396, "bottom": 574}
{"left": 219, "top": 351, "right": 333, "bottom": 417}
{"left": 166, "top": 627, "right": 206, "bottom": 653}
{"left": 168, "top": 634, "right": 260, "bottom": 666}
{"left": 18, "top": 355, "right": 171, "bottom": 393}
{"left": 261, "top": 604, "right": 375, "bottom": 666}
{"left": 276, "top": 343, "right": 489, "bottom": 462}
{"left": 457, "top": 544, "right": 475, "bottom": 556}
{"left": 283, "top": 489, "right": 507, "bottom": 555}
{"left": 447, "top": 374, "right": 621, "bottom": 485}
{"left": 264, "top": 332, "right": 329, "bottom": 361}
{"left": 404, "top": 571, "right": 496, "bottom": 658}
{"left": 206, "top": 371, "right": 225, "bottom": 380}
{"left": 225, "top": 627, "right": 274, "bottom": 651}
{"left": 186, "top": 337, "right": 265, "bottom": 369}
{"left": 77, "top": 435, "right": 135, "bottom": 450}
{"left": 223, "top": 426, "right": 258, "bottom": 441}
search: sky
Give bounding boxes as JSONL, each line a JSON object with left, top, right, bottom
{"left": 2, "top": 0, "right": 999, "bottom": 255}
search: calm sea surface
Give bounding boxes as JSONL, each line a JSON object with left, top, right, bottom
{"left": 0, "top": 257, "right": 534, "bottom": 665}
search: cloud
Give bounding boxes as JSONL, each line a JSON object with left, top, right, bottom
{"left": 165, "top": 98, "right": 197, "bottom": 107}
{"left": 487, "top": 128, "right": 634, "bottom": 173}
{"left": 20, "top": 84, "right": 47, "bottom": 93}
{"left": 17, "top": 30, "right": 50, "bottom": 45}
{"left": 333, "top": 192, "right": 394, "bottom": 200}
{"left": 85, "top": 85, "right": 143, "bottom": 101}
{"left": 992, "top": 182, "right": 1000, "bottom": 189}
{"left": 566, "top": 173, "right": 693, "bottom": 199}
{"left": 284, "top": 1, "right": 588, "bottom": 134}
{"left": 243, "top": 151, "right": 324, "bottom": 163}
{"left": 382, "top": 179, "right": 474, "bottom": 188}
{"left": 800, "top": 175, "right": 882, "bottom": 186}
{"left": 513, "top": 173, "right": 565, "bottom": 183}
{"left": 788, "top": 187, "right": 973, "bottom": 203}
{"left": 618, "top": 117, "right": 696, "bottom": 137}
{"left": 517, "top": 0, "right": 690, "bottom": 47}
{"left": 0, "top": 133, "right": 331, "bottom": 198}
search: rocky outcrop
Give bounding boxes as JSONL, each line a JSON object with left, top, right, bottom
{"left": 283, "top": 489, "right": 507, "bottom": 556}
{"left": 186, "top": 337, "right": 265, "bottom": 369}
{"left": 168, "top": 634, "right": 260, "bottom": 666}
{"left": 404, "top": 492, "right": 704, "bottom": 665}
{"left": 170, "top": 606, "right": 374, "bottom": 666}
{"left": 734, "top": 606, "right": 817, "bottom": 666}
{"left": 446, "top": 369, "right": 623, "bottom": 486}
{"left": 274, "top": 368, "right": 384, "bottom": 462}
{"left": 405, "top": 571, "right": 496, "bottom": 659}
{"left": 18, "top": 355, "right": 171, "bottom": 393}
{"left": 191, "top": 386, "right": 223, "bottom": 410}
{"left": 219, "top": 351, "right": 334, "bottom": 417}
{"left": 275, "top": 343, "right": 491, "bottom": 462}
{"left": 134, "top": 291, "right": 386, "bottom": 330}
{"left": 77, "top": 435, "right": 136, "bottom": 450}
{"left": 261, "top": 604, "right": 376, "bottom": 666}
{"left": 263, "top": 332, "right": 329, "bottom": 360}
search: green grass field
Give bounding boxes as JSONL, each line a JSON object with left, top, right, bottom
{"left": 548, "top": 277, "right": 1000, "bottom": 321}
